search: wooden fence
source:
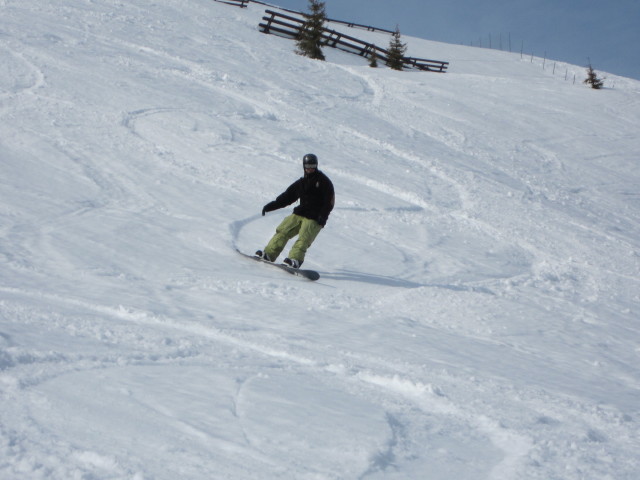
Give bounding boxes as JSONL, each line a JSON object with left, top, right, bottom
{"left": 325, "top": 18, "right": 394, "bottom": 35}
{"left": 214, "top": 0, "right": 403, "bottom": 34}
{"left": 259, "top": 10, "right": 448, "bottom": 72}
{"left": 212, "top": 1, "right": 449, "bottom": 72}
{"left": 213, "top": 0, "right": 249, "bottom": 7}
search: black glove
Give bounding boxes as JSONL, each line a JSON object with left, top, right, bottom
{"left": 262, "top": 201, "right": 278, "bottom": 216}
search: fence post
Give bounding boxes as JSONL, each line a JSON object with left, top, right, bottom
{"left": 363, "top": 44, "right": 375, "bottom": 58}
{"left": 262, "top": 11, "right": 275, "bottom": 34}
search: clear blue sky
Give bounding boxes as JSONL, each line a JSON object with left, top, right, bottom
{"left": 267, "top": 0, "right": 640, "bottom": 80}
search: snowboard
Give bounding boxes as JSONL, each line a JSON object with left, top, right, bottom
{"left": 236, "top": 249, "right": 320, "bottom": 281}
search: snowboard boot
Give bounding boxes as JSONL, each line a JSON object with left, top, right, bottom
{"left": 283, "top": 258, "right": 301, "bottom": 269}
{"left": 255, "top": 250, "right": 272, "bottom": 262}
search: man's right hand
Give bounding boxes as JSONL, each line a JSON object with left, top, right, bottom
{"left": 262, "top": 201, "right": 277, "bottom": 216}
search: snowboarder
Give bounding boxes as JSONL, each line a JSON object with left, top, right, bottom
{"left": 256, "top": 153, "right": 334, "bottom": 268}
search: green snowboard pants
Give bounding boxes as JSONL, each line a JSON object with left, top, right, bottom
{"left": 264, "top": 214, "right": 323, "bottom": 264}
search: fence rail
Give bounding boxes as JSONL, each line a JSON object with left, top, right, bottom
{"left": 326, "top": 19, "right": 393, "bottom": 35}
{"left": 259, "top": 10, "right": 448, "bottom": 72}
{"left": 214, "top": 0, "right": 403, "bottom": 35}
{"left": 213, "top": 0, "right": 249, "bottom": 7}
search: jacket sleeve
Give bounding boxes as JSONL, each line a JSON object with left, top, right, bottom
{"left": 263, "top": 179, "right": 301, "bottom": 213}
{"left": 316, "top": 177, "right": 335, "bottom": 226}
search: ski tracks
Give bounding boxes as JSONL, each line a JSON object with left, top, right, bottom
{"left": 0, "top": 47, "right": 46, "bottom": 103}
{"left": 0, "top": 286, "right": 533, "bottom": 479}
{"left": 3, "top": 255, "right": 636, "bottom": 478}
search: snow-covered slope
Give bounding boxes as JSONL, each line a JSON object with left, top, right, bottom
{"left": 1, "top": 1, "right": 639, "bottom": 478}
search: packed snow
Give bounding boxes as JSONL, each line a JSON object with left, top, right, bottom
{"left": 1, "top": 0, "right": 639, "bottom": 479}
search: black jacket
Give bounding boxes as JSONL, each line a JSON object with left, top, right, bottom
{"left": 263, "top": 170, "right": 335, "bottom": 226}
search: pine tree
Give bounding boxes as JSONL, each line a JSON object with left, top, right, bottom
{"left": 295, "top": 0, "right": 327, "bottom": 61}
{"left": 584, "top": 64, "right": 604, "bottom": 89}
{"left": 386, "top": 26, "right": 407, "bottom": 71}
{"left": 368, "top": 45, "right": 378, "bottom": 68}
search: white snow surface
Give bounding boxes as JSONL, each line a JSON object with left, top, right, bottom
{"left": 1, "top": 1, "right": 639, "bottom": 479}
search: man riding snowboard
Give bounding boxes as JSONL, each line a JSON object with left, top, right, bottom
{"left": 256, "top": 153, "right": 335, "bottom": 268}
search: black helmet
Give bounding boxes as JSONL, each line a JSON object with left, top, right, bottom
{"left": 303, "top": 153, "right": 318, "bottom": 169}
